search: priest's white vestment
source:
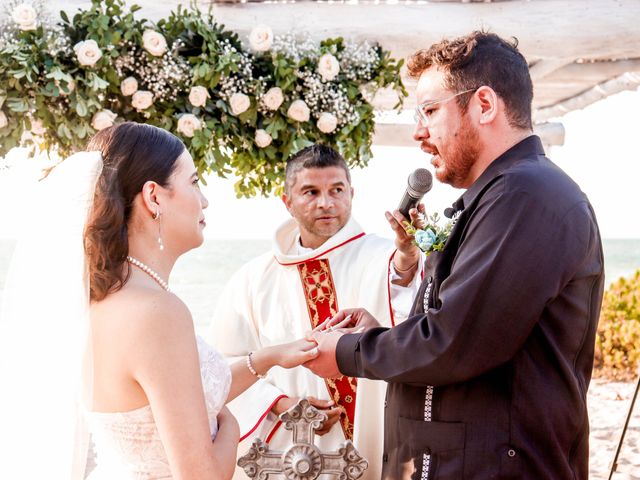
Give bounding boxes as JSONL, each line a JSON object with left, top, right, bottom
{"left": 208, "top": 217, "right": 420, "bottom": 479}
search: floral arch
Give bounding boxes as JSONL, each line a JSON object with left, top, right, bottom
{"left": 0, "top": 0, "right": 405, "bottom": 196}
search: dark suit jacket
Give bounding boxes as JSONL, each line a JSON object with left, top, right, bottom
{"left": 337, "top": 136, "right": 604, "bottom": 479}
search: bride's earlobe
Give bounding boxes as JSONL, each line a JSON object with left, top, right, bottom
{"left": 141, "top": 181, "right": 161, "bottom": 219}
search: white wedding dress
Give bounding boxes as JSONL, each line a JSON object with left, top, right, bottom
{"left": 85, "top": 336, "right": 231, "bottom": 480}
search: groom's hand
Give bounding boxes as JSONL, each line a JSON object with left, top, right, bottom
{"left": 303, "top": 330, "right": 343, "bottom": 378}
{"left": 386, "top": 205, "right": 424, "bottom": 285}
{"left": 386, "top": 205, "right": 425, "bottom": 255}
{"left": 312, "top": 308, "right": 381, "bottom": 334}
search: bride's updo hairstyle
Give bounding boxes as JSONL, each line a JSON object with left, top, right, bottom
{"left": 84, "top": 122, "right": 185, "bottom": 302}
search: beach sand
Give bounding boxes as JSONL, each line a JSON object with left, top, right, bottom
{"left": 589, "top": 378, "right": 640, "bottom": 479}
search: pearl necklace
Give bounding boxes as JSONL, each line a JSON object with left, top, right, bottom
{"left": 126, "top": 256, "right": 170, "bottom": 292}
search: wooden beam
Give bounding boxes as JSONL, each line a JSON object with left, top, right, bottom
{"left": 373, "top": 121, "right": 565, "bottom": 148}
{"left": 534, "top": 72, "right": 640, "bottom": 122}
{"left": 55, "top": 0, "right": 640, "bottom": 63}
{"left": 542, "top": 58, "right": 640, "bottom": 83}
{"left": 209, "top": 1, "right": 640, "bottom": 62}
{"left": 529, "top": 58, "right": 574, "bottom": 81}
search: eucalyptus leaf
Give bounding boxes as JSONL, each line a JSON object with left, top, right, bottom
{"left": 75, "top": 101, "right": 88, "bottom": 117}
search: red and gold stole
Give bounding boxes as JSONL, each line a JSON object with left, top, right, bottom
{"left": 297, "top": 259, "right": 357, "bottom": 440}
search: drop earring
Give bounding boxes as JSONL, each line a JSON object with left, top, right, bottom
{"left": 153, "top": 210, "right": 164, "bottom": 251}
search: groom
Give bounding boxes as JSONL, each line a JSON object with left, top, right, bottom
{"left": 305, "top": 31, "right": 604, "bottom": 479}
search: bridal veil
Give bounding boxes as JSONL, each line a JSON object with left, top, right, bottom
{"left": 0, "top": 152, "right": 102, "bottom": 479}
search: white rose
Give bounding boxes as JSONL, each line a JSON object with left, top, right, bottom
{"left": 120, "top": 77, "right": 138, "bottom": 96}
{"left": 229, "top": 93, "right": 250, "bottom": 116}
{"left": 262, "top": 87, "right": 284, "bottom": 111}
{"left": 91, "top": 110, "right": 117, "bottom": 131}
{"left": 31, "top": 119, "right": 46, "bottom": 135}
{"left": 177, "top": 114, "right": 202, "bottom": 138}
{"left": 73, "top": 39, "right": 103, "bottom": 67}
{"left": 287, "top": 99, "right": 310, "bottom": 123}
{"left": 0, "top": 111, "right": 8, "bottom": 129}
{"left": 317, "top": 112, "right": 338, "bottom": 134}
{"left": 142, "top": 29, "right": 167, "bottom": 57}
{"left": 131, "top": 90, "right": 154, "bottom": 111}
{"left": 317, "top": 53, "right": 340, "bottom": 82}
{"left": 188, "top": 86, "right": 209, "bottom": 108}
{"left": 254, "top": 129, "right": 272, "bottom": 148}
{"left": 12, "top": 3, "right": 37, "bottom": 31}
{"left": 248, "top": 24, "right": 273, "bottom": 52}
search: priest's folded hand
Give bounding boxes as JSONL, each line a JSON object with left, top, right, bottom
{"left": 271, "top": 396, "right": 342, "bottom": 436}
{"left": 310, "top": 400, "right": 343, "bottom": 436}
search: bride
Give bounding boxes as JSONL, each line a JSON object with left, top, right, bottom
{"left": 0, "top": 122, "right": 318, "bottom": 479}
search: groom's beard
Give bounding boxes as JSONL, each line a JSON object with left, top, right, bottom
{"left": 434, "top": 114, "right": 480, "bottom": 188}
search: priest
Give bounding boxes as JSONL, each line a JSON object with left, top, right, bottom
{"left": 208, "top": 144, "right": 423, "bottom": 479}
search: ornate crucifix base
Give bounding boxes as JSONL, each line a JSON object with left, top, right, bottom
{"left": 237, "top": 398, "right": 368, "bottom": 480}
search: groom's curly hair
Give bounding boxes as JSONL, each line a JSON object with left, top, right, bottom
{"left": 407, "top": 31, "right": 533, "bottom": 130}
{"left": 84, "top": 122, "right": 185, "bottom": 302}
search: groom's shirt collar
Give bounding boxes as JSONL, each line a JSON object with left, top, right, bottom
{"left": 448, "top": 134, "right": 545, "bottom": 216}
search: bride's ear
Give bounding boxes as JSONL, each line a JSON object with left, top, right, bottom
{"left": 140, "top": 181, "right": 162, "bottom": 218}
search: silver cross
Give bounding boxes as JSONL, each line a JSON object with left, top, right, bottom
{"left": 237, "top": 398, "right": 368, "bottom": 480}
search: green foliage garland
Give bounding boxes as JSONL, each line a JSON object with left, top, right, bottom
{"left": 0, "top": 0, "right": 406, "bottom": 196}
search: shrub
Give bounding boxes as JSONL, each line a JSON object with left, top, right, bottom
{"left": 594, "top": 270, "right": 640, "bottom": 381}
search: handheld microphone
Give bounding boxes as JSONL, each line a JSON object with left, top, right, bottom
{"left": 398, "top": 168, "right": 433, "bottom": 219}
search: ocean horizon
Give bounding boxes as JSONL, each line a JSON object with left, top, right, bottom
{"left": 1, "top": 237, "right": 638, "bottom": 332}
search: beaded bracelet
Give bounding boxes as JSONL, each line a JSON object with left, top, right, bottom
{"left": 246, "top": 351, "right": 266, "bottom": 379}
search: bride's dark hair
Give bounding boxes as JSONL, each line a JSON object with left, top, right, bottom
{"left": 84, "top": 122, "right": 185, "bottom": 302}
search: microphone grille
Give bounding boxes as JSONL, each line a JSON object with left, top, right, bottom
{"left": 408, "top": 168, "right": 433, "bottom": 194}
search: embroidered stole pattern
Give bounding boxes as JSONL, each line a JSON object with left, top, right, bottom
{"left": 297, "top": 259, "right": 357, "bottom": 440}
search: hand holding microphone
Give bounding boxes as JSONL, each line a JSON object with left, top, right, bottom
{"left": 386, "top": 168, "right": 433, "bottom": 231}
{"left": 386, "top": 168, "right": 433, "bottom": 276}
{"left": 398, "top": 168, "right": 433, "bottom": 220}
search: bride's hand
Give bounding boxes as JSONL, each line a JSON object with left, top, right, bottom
{"left": 216, "top": 406, "right": 240, "bottom": 441}
{"left": 274, "top": 338, "right": 319, "bottom": 369}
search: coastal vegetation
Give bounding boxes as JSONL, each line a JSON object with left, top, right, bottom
{"left": 595, "top": 270, "right": 640, "bottom": 380}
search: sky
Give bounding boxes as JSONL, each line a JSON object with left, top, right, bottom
{"left": 1, "top": 87, "right": 639, "bottom": 240}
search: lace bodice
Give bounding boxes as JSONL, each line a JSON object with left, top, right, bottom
{"left": 86, "top": 336, "right": 231, "bottom": 479}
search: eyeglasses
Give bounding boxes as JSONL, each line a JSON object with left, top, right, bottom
{"left": 414, "top": 88, "right": 478, "bottom": 126}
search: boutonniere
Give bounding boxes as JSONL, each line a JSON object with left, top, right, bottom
{"left": 404, "top": 211, "right": 458, "bottom": 256}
